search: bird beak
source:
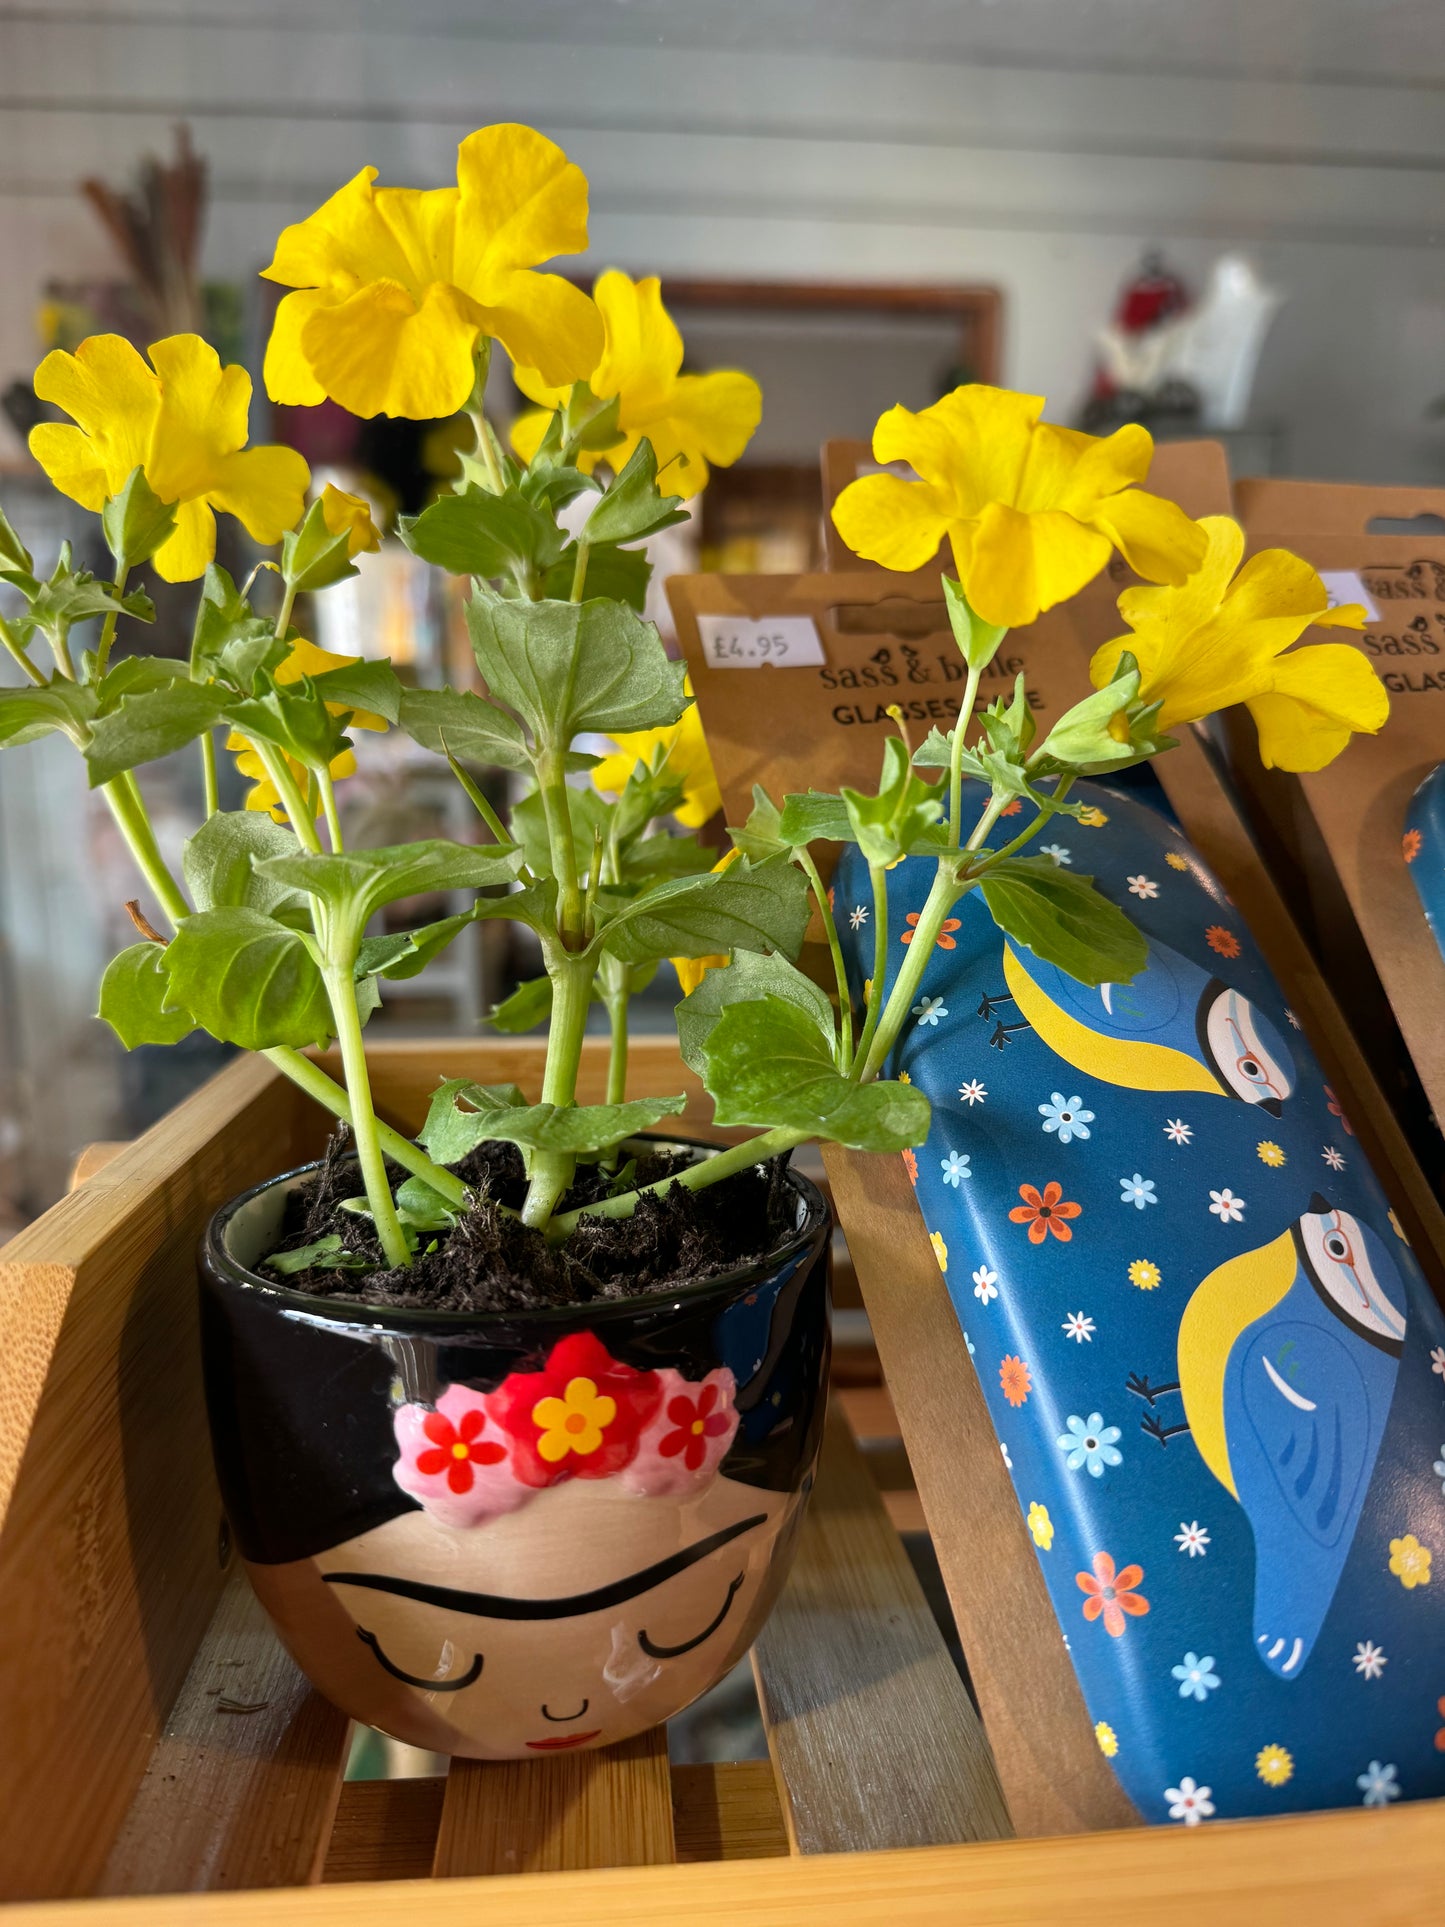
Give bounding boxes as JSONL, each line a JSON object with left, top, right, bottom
{"left": 1255, "top": 1096, "right": 1283, "bottom": 1117}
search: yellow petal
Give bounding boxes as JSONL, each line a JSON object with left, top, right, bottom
{"left": 148, "top": 333, "right": 250, "bottom": 461}
{"left": 1246, "top": 643, "right": 1389, "bottom": 772}
{"left": 152, "top": 496, "right": 217, "bottom": 582}
{"left": 831, "top": 471, "right": 950, "bottom": 572}
{"left": 263, "top": 290, "right": 332, "bottom": 406}
{"left": 509, "top": 407, "right": 553, "bottom": 464}
{"left": 592, "top": 272, "right": 682, "bottom": 411}
{"left": 28, "top": 422, "right": 109, "bottom": 511}
{"left": 207, "top": 445, "right": 312, "bottom": 546}
{"left": 965, "top": 501, "right": 1112, "bottom": 629}
{"left": 321, "top": 481, "right": 382, "bottom": 555}
{"left": 454, "top": 124, "right": 591, "bottom": 285}
{"left": 875, "top": 388, "right": 1041, "bottom": 513}
{"left": 475, "top": 268, "right": 603, "bottom": 388}
{"left": 1090, "top": 485, "right": 1208, "bottom": 587}
{"left": 263, "top": 167, "right": 415, "bottom": 291}
{"left": 673, "top": 954, "right": 728, "bottom": 996}
{"left": 300, "top": 277, "right": 481, "bottom": 420}
{"left": 665, "top": 369, "right": 762, "bottom": 467}
{"left": 31, "top": 335, "right": 160, "bottom": 498}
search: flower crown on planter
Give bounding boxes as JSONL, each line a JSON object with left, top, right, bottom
{"left": 392, "top": 1333, "right": 738, "bottom": 1528}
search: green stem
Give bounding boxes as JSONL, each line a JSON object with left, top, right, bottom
{"left": 201, "top": 729, "right": 218, "bottom": 818}
{"left": 0, "top": 613, "right": 45, "bottom": 685}
{"left": 980, "top": 775, "right": 1076, "bottom": 866}
{"left": 965, "top": 791, "right": 1009, "bottom": 856}
{"left": 469, "top": 406, "right": 507, "bottom": 495}
{"left": 537, "top": 751, "right": 584, "bottom": 946}
{"left": 570, "top": 539, "right": 591, "bottom": 603}
{"left": 323, "top": 965, "right": 411, "bottom": 1268}
{"left": 857, "top": 861, "right": 967, "bottom": 1085}
{"left": 440, "top": 738, "right": 512, "bottom": 846}
{"left": 797, "top": 848, "right": 852, "bottom": 1070}
{"left": 94, "top": 563, "right": 129, "bottom": 681}
{"left": 851, "top": 859, "right": 891, "bottom": 1075}
{"left": 605, "top": 976, "right": 629, "bottom": 1107}
{"left": 262, "top": 1047, "right": 467, "bottom": 1206}
{"left": 255, "top": 741, "right": 323, "bottom": 854}
{"left": 520, "top": 955, "right": 595, "bottom": 1230}
{"left": 274, "top": 582, "right": 297, "bottom": 640}
{"left": 318, "top": 766, "right": 345, "bottom": 854}
{"left": 50, "top": 618, "right": 76, "bottom": 682}
{"left": 549, "top": 1127, "right": 808, "bottom": 1239}
{"left": 947, "top": 663, "right": 983, "bottom": 847}
{"left": 101, "top": 774, "right": 190, "bottom": 931}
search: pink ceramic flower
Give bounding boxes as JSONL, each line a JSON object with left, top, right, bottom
{"left": 625, "top": 1368, "right": 737, "bottom": 1495}
{"left": 392, "top": 1383, "right": 531, "bottom": 1528}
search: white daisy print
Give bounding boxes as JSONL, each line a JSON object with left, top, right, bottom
{"left": 1433, "top": 1345, "right": 1445, "bottom": 1379}
{"left": 849, "top": 904, "right": 869, "bottom": 930}
{"left": 1127, "top": 874, "right": 1159, "bottom": 899}
{"left": 1353, "top": 1641, "right": 1387, "bottom": 1680}
{"left": 1357, "top": 1761, "right": 1400, "bottom": 1807}
{"left": 958, "top": 1078, "right": 988, "bottom": 1105}
{"left": 1175, "top": 1521, "right": 1210, "bottom": 1558}
{"left": 1164, "top": 1118, "right": 1193, "bottom": 1145}
{"left": 1000, "top": 1440, "right": 1012, "bottom": 1469}
{"left": 1209, "top": 1188, "right": 1245, "bottom": 1224}
{"left": 913, "top": 995, "right": 948, "bottom": 1026}
{"left": 1165, "top": 1777, "right": 1214, "bottom": 1825}
{"left": 1286, "top": 1008, "right": 1301, "bottom": 1029}
{"left": 972, "top": 1265, "right": 999, "bottom": 1305}
{"left": 1322, "top": 1145, "right": 1346, "bottom": 1172}
{"left": 1119, "top": 1173, "right": 1157, "bottom": 1209}
{"left": 962, "top": 1329, "right": 975, "bottom": 1356}
{"left": 940, "top": 1151, "right": 972, "bottom": 1186}
{"left": 1039, "top": 843, "right": 1072, "bottom": 866}
{"left": 1039, "top": 1092, "right": 1095, "bottom": 1144}
{"left": 1433, "top": 1445, "right": 1445, "bottom": 1497}
{"left": 1062, "top": 1311, "right": 1095, "bottom": 1343}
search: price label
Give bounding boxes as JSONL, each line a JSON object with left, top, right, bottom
{"left": 1319, "top": 571, "right": 1380, "bottom": 622}
{"left": 696, "top": 614, "right": 826, "bottom": 669}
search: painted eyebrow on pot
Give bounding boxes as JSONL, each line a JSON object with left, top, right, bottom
{"left": 322, "top": 1513, "right": 768, "bottom": 1621}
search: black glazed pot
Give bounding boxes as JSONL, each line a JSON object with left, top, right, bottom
{"left": 199, "top": 1146, "right": 830, "bottom": 1758}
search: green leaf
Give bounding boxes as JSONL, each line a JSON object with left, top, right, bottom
{"left": 776, "top": 791, "right": 852, "bottom": 844}
{"left": 97, "top": 943, "right": 196, "bottom": 1048}
{"left": 728, "top": 786, "right": 788, "bottom": 862}
{"left": 266, "top": 1234, "right": 366, "bottom": 1275}
{"left": 257, "top": 840, "right": 522, "bottom": 938}
{"left": 394, "top": 1176, "right": 460, "bottom": 1231}
{"left": 162, "top": 907, "right": 333, "bottom": 1050}
{"left": 95, "top": 656, "right": 189, "bottom": 707}
{"left": 0, "top": 505, "right": 33, "bottom": 574}
{"left": 355, "top": 911, "right": 475, "bottom": 982}
{"left": 281, "top": 496, "right": 357, "bottom": 595}
{"left": 487, "top": 974, "right": 553, "bottom": 1033}
{"left": 224, "top": 683, "right": 350, "bottom": 774}
{"left": 399, "top": 686, "right": 533, "bottom": 771}
{"left": 466, "top": 585, "right": 687, "bottom": 747}
{"left": 309, "top": 658, "right": 403, "bottom": 726}
{"left": 471, "top": 875, "right": 558, "bottom": 940}
{"left": 543, "top": 540, "right": 652, "bottom": 611}
{"left": 701, "top": 997, "right": 930, "bottom": 1151}
{"left": 978, "top": 672, "right": 1038, "bottom": 761}
{"left": 0, "top": 682, "right": 96, "bottom": 751}
{"left": 942, "top": 575, "right": 1008, "bottom": 672}
{"left": 621, "top": 832, "right": 714, "bottom": 884}
{"left": 578, "top": 439, "right": 689, "bottom": 547}
{"left": 842, "top": 736, "right": 946, "bottom": 867}
{"left": 183, "top": 811, "right": 309, "bottom": 916}
{"left": 596, "top": 854, "right": 811, "bottom": 965}
{"left": 676, "top": 949, "right": 836, "bottom": 1077}
{"left": 84, "top": 682, "right": 228, "bottom": 785}
{"left": 28, "top": 567, "right": 153, "bottom": 636}
{"left": 402, "top": 484, "right": 566, "bottom": 582}
{"left": 980, "top": 857, "right": 1148, "bottom": 987}
{"left": 190, "top": 565, "right": 283, "bottom": 688}
{"left": 511, "top": 785, "right": 612, "bottom": 883}
{"left": 419, "top": 1078, "right": 687, "bottom": 1165}
{"left": 519, "top": 460, "right": 598, "bottom": 514}
{"left": 101, "top": 466, "right": 178, "bottom": 571}
{"left": 1033, "top": 653, "right": 1175, "bottom": 775}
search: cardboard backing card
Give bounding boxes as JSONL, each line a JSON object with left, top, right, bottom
{"left": 1232, "top": 480, "right": 1445, "bottom": 1191}
{"left": 667, "top": 467, "right": 1445, "bottom": 1836}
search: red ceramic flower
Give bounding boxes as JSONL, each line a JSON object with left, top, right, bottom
{"left": 415, "top": 1405, "right": 506, "bottom": 1494}
{"left": 1205, "top": 925, "right": 1241, "bottom": 960}
{"left": 657, "top": 1382, "right": 733, "bottom": 1471}
{"left": 1077, "top": 1551, "right": 1149, "bottom": 1637}
{"left": 1325, "top": 1085, "right": 1355, "bottom": 1138}
{"left": 488, "top": 1330, "right": 663, "bottom": 1486}
{"left": 902, "top": 911, "right": 962, "bottom": 950}
{"left": 1009, "top": 1181, "right": 1081, "bottom": 1244}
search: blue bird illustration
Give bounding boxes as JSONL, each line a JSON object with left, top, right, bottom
{"left": 1001, "top": 932, "right": 1295, "bottom": 1112}
{"left": 1131, "top": 1196, "right": 1407, "bottom": 1679}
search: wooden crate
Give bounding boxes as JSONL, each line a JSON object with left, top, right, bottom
{"left": 0, "top": 1038, "right": 1441, "bottom": 1922}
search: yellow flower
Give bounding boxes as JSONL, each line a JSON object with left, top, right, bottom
{"left": 28, "top": 333, "right": 310, "bottom": 582}
{"left": 1078, "top": 806, "right": 1109, "bottom": 827}
{"left": 670, "top": 847, "right": 740, "bottom": 996}
{"left": 1090, "top": 517, "right": 1388, "bottom": 773}
{"left": 930, "top": 1230, "right": 948, "bottom": 1273}
{"left": 1165, "top": 852, "right": 1190, "bottom": 871}
{"left": 829, "top": 385, "right": 1206, "bottom": 629}
{"left": 1256, "top": 1141, "right": 1286, "bottom": 1168}
{"left": 897, "top": 1070, "right": 912, "bottom": 1086}
{"left": 512, "top": 270, "right": 761, "bottom": 498}
{"left": 227, "top": 635, "right": 387, "bottom": 820}
{"left": 262, "top": 123, "right": 603, "bottom": 420}
{"left": 1094, "top": 1721, "right": 1118, "bottom": 1758}
{"left": 1027, "top": 1501, "right": 1054, "bottom": 1550}
{"left": 1388, "top": 1209, "right": 1409, "bottom": 1246}
{"left": 1256, "top": 1744, "right": 1294, "bottom": 1787}
{"left": 1388, "top": 1533, "right": 1432, "bottom": 1589}
{"left": 532, "top": 1375, "right": 617, "bottom": 1463}
{"left": 320, "top": 482, "right": 382, "bottom": 556}
{"left": 590, "top": 680, "right": 722, "bottom": 828}
{"left": 1129, "top": 1258, "right": 1161, "bottom": 1291}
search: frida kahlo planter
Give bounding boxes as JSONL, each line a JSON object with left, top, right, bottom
{"left": 199, "top": 1147, "right": 830, "bottom": 1759}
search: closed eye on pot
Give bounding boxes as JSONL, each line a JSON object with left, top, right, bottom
{"left": 638, "top": 1571, "right": 745, "bottom": 1658}
{"left": 355, "top": 1626, "right": 483, "bottom": 1692}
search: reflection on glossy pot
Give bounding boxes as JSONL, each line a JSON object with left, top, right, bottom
{"left": 200, "top": 1158, "right": 829, "bottom": 1757}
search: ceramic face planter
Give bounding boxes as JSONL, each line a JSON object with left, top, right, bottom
{"left": 839, "top": 775, "right": 1445, "bottom": 1823}
{"left": 1404, "top": 764, "right": 1445, "bottom": 941}
{"left": 200, "top": 1158, "right": 829, "bottom": 1757}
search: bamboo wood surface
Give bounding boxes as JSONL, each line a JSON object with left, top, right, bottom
{"left": 321, "top": 1778, "right": 446, "bottom": 1885}
{"left": 751, "top": 1404, "right": 1013, "bottom": 1852}
{"left": 8, "top": 1799, "right": 1444, "bottom": 1926}
{"left": 669, "top": 1762, "right": 789, "bottom": 1863}
{"left": 431, "top": 1729, "right": 676, "bottom": 1877}
{"left": 97, "top": 1570, "right": 351, "bottom": 1896}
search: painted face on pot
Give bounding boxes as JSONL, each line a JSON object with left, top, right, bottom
{"left": 246, "top": 1331, "right": 798, "bottom": 1755}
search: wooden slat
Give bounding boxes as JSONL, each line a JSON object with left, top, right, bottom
{"left": 751, "top": 1404, "right": 1012, "bottom": 1853}
{"left": 431, "top": 1727, "right": 676, "bottom": 1877}
{"left": 15, "top": 1799, "right": 1445, "bottom": 1925}
{"left": 67, "top": 1140, "right": 130, "bottom": 1189}
{"left": 322, "top": 1778, "right": 446, "bottom": 1885}
{"left": 98, "top": 1569, "right": 350, "bottom": 1894}
{"left": 671, "top": 1761, "right": 789, "bottom": 1864}
{"left": 836, "top": 1384, "right": 898, "bottom": 1441}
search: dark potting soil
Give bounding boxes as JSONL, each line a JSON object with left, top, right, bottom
{"left": 258, "top": 1131, "right": 799, "bottom": 1312}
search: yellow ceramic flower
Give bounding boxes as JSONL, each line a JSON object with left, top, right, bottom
{"left": 320, "top": 482, "right": 382, "bottom": 556}
{"left": 28, "top": 333, "right": 310, "bottom": 582}
{"left": 1256, "top": 1744, "right": 1294, "bottom": 1787}
{"left": 830, "top": 385, "right": 1206, "bottom": 628}
{"left": 512, "top": 270, "right": 761, "bottom": 498}
{"left": 228, "top": 635, "right": 388, "bottom": 820}
{"left": 1164, "top": 852, "right": 1190, "bottom": 871}
{"left": 1077, "top": 806, "right": 1109, "bottom": 828}
{"left": 1027, "top": 1501, "right": 1054, "bottom": 1550}
{"left": 262, "top": 124, "right": 603, "bottom": 420}
{"left": 1256, "top": 1141, "right": 1287, "bottom": 1168}
{"left": 930, "top": 1230, "right": 948, "bottom": 1274}
{"left": 591, "top": 682, "right": 722, "bottom": 829}
{"left": 1388, "top": 1533, "right": 1432, "bottom": 1589}
{"left": 1090, "top": 517, "right": 1388, "bottom": 773}
{"left": 1128, "top": 1259, "right": 1161, "bottom": 1291}
{"left": 532, "top": 1375, "right": 617, "bottom": 1463}
{"left": 1094, "top": 1722, "right": 1118, "bottom": 1758}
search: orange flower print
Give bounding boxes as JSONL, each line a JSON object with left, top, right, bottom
{"left": 1434, "top": 1696, "right": 1445, "bottom": 1752}
{"left": 1076, "top": 1550, "right": 1149, "bottom": 1638}
{"left": 1009, "top": 1180, "right": 1082, "bottom": 1244}
{"left": 902, "top": 911, "right": 961, "bottom": 950}
{"left": 1403, "top": 828, "right": 1422, "bottom": 864}
{"left": 901, "top": 1146, "right": 918, "bottom": 1186}
{"left": 1000, "top": 797, "right": 1023, "bottom": 817}
{"left": 1205, "top": 925, "right": 1241, "bottom": 960}
{"left": 999, "top": 1354, "right": 1032, "bottom": 1406}
{"left": 1325, "top": 1085, "right": 1355, "bottom": 1138}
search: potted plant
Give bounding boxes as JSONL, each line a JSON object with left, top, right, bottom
{"left": 0, "top": 123, "right": 1388, "bottom": 1760}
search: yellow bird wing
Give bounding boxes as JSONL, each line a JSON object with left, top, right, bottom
{"left": 1177, "top": 1228, "right": 1299, "bottom": 1499}
{"left": 1002, "top": 944, "right": 1224, "bottom": 1097}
